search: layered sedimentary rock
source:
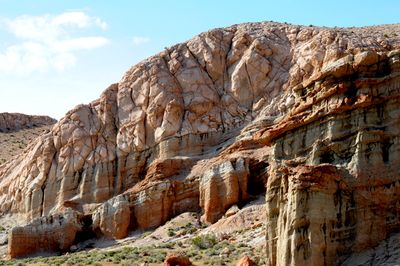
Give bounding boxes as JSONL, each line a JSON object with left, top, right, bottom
{"left": 257, "top": 46, "right": 400, "bottom": 265}
{"left": 199, "top": 157, "right": 250, "bottom": 224}
{"left": 8, "top": 209, "right": 80, "bottom": 258}
{"left": 0, "top": 113, "right": 56, "bottom": 132}
{"left": 1, "top": 22, "right": 400, "bottom": 263}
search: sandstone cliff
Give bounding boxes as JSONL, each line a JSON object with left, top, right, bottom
{"left": 1, "top": 22, "right": 400, "bottom": 264}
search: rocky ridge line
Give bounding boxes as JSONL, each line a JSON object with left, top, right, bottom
{"left": 0, "top": 113, "right": 56, "bottom": 132}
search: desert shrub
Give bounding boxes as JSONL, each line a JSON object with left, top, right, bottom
{"left": 191, "top": 234, "right": 217, "bottom": 249}
{"left": 167, "top": 228, "right": 176, "bottom": 237}
{"left": 186, "top": 250, "right": 198, "bottom": 258}
{"left": 187, "top": 227, "right": 197, "bottom": 234}
{"left": 184, "top": 222, "right": 192, "bottom": 228}
{"left": 158, "top": 242, "right": 174, "bottom": 249}
{"left": 153, "top": 251, "right": 166, "bottom": 263}
{"left": 205, "top": 248, "right": 218, "bottom": 256}
{"left": 194, "top": 254, "right": 202, "bottom": 260}
{"left": 106, "top": 250, "right": 117, "bottom": 257}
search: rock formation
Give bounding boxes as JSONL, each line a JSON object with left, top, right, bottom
{"left": 0, "top": 113, "right": 56, "bottom": 132}
{"left": 256, "top": 45, "right": 400, "bottom": 265}
{"left": 8, "top": 209, "right": 80, "bottom": 258}
{"left": 1, "top": 21, "right": 400, "bottom": 264}
{"left": 92, "top": 195, "right": 130, "bottom": 239}
{"left": 163, "top": 252, "right": 191, "bottom": 266}
{"left": 236, "top": 255, "right": 255, "bottom": 266}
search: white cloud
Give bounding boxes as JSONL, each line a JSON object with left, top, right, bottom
{"left": 0, "top": 11, "right": 109, "bottom": 75}
{"left": 54, "top": 37, "right": 109, "bottom": 52}
{"left": 132, "top": 36, "right": 150, "bottom": 45}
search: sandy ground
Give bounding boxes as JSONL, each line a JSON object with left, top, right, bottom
{"left": 0, "top": 126, "right": 51, "bottom": 165}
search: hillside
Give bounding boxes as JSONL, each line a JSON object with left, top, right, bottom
{"left": 0, "top": 126, "right": 52, "bottom": 165}
{"left": 0, "top": 113, "right": 56, "bottom": 166}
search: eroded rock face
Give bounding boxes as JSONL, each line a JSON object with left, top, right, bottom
{"left": 1, "top": 22, "right": 400, "bottom": 262}
{"left": 92, "top": 195, "right": 130, "bottom": 239}
{"left": 199, "top": 157, "right": 250, "bottom": 224}
{"left": 0, "top": 113, "right": 56, "bottom": 132}
{"left": 257, "top": 46, "right": 400, "bottom": 265}
{"left": 8, "top": 209, "right": 80, "bottom": 258}
{"left": 236, "top": 255, "right": 255, "bottom": 266}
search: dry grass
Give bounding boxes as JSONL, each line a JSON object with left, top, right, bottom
{"left": 0, "top": 238, "right": 265, "bottom": 266}
{"left": 0, "top": 126, "right": 51, "bottom": 165}
{"left": 0, "top": 199, "right": 266, "bottom": 266}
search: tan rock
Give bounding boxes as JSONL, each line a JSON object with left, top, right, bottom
{"left": 199, "top": 158, "right": 249, "bottom": 224}
{"left": 92, "top": 195, "right": 130, "bottom": 239}
{"left": 353, "top": 50, "right": 379, "bottom": 68}
{"left": 8, "top": 209, "right": 80, "bottom": 258}
{"left": 236, "top": 255, "right": 254, "bottom": 266}
{"left": 257, "top": 43, "right": 400, "bottom": 265}
{"left": 225, "top": 205, "right": 240, "bottom": 217}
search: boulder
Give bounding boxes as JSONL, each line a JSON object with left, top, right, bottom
{"left": 163, "top": 252, "right": 191, "bottom": 266}
{"left": 236, "top": 256, "right": 254, "bottom": 266}
{"left": 92, "top": 195, "right": 130, "bottom": 239}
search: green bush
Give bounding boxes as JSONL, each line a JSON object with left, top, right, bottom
{"left": 191, "top": 234, "right": 217, "bottom": 249}
{"left": 167, "top": 228, "right": 176, "bottom": 237}
{"left": 184, "top": 222, "right": 192, "bottom": 228}
{"left": 153, "top": 251, "right": 166, "bottom": 263}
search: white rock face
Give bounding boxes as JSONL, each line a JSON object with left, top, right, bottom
{"left": 92, "top": 195, "right": 130, "bottom": 239}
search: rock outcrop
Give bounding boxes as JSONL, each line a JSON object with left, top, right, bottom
{"left": 257, "top": 46, "right": 400, "bottom": 265}
{"left": 236, "top": 255, "right": 255, "bottom": 266}
{"left": 0, "top": 113, "right": 56, "bottom": 132}
{"left": 8, "top": 209, "right": 80, "bottom": 258}
{"left": 163, "top": 252, "right": 191, "bottom": 266}
{"left": 1, "top": 21, "right": 400, "bottom": 264}
{"left": 199, "top": 157, "right": 250, "bottom": 224}
{"left": 92, "top": 195, "right": 130, "bottom": 239}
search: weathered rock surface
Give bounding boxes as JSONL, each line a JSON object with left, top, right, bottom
{"left": 92, "top": 195, "right": 130, "bottom": 239}
{"left": 341, "top": 232, "right": 400, "bottom": 265}
{"left": 1, "top": 22, "right": 400, "bottom": 263}
{"left": 163, "top": 252, "right": 191, "bottom": 266}
{"left": 0, "top": 113, "right": 56, "bottom": 132}
{"left": 236, "top": 255, "right": 255, "bottom": 266}
{"left": 8, "top": 209, "right": 80, "bottom": 258}
{"left": 199, "top": 157, "right": 250, "bottom": 224}
{"left": 255, "top": 32, "right": 400, "bottom": 265}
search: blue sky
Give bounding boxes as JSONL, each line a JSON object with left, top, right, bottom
{"left": 1, "top": 0, "right": 399, "bottom": 119}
